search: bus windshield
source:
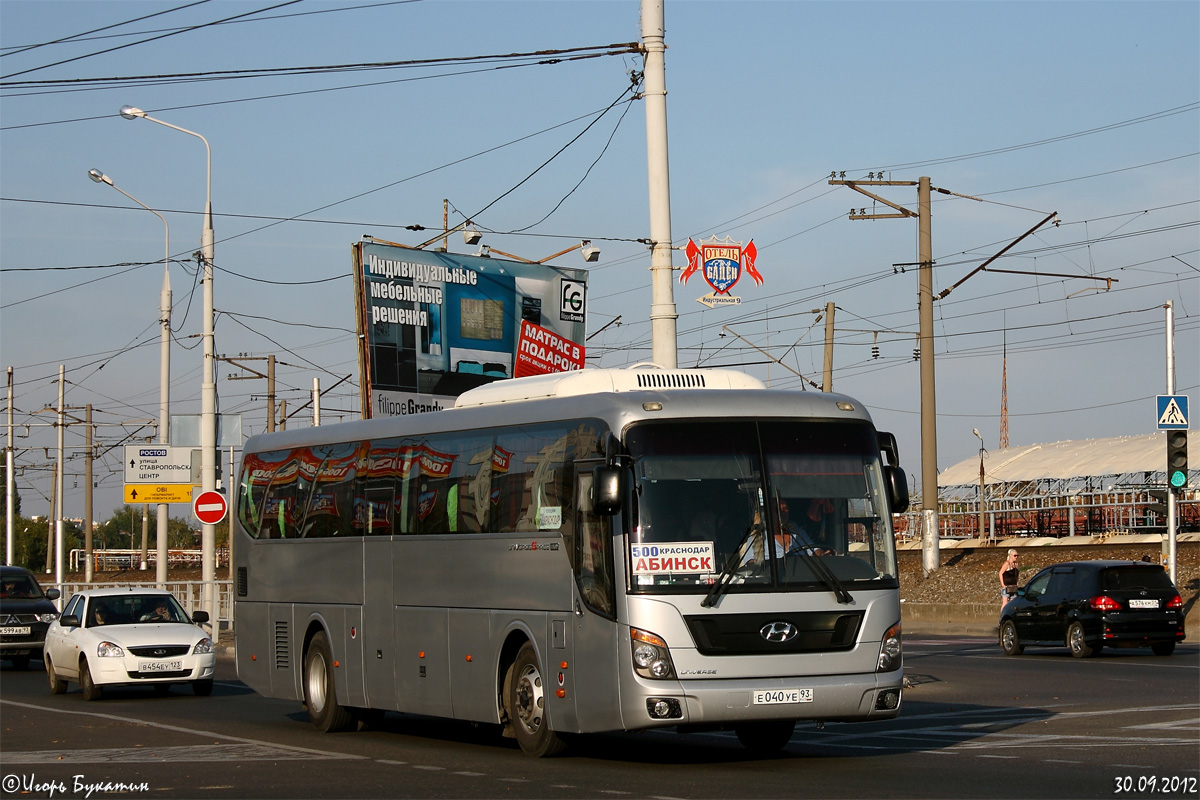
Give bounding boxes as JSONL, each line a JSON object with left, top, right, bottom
{"left": 624, "top": 419, "right": 898, "bottom": 595}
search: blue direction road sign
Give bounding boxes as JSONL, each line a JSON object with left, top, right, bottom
{"left": 1156, "top": 395, "right": 1189, "bottom": 429}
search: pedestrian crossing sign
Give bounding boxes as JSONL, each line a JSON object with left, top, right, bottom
{"left": 1156, "top": 395, "right": 1189, "bottom": 429}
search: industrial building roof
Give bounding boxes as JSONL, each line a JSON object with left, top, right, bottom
{"left": 937, "top": 432, "right": 1168, "bottom": 487}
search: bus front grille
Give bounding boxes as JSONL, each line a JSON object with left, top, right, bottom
{"left": 684, "top": 611, "right": 863, "bottom": 655}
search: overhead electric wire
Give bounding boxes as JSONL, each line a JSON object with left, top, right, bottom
{"left": 0, "top": 1, "right": 419, "bottom": 53}
{"left": 0, "top": 0, "right": 212, "bottom": 58}
{"left": 0, "top": 1, "right": 305, "bottom": 81}
{"left": 1, "top": 42, "right": 641, "bottom": 89}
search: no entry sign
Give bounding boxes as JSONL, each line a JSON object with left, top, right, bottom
{"left": 193, "top": 490, "right": 228, "bottom": 525}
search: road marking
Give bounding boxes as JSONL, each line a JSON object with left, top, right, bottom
{"left": 0, "top": 699, "right": 366, "bottom": 762}
{"left": 411, "top": 765, "right": 444, "bottom": 771}
{"left": 976, "top": 754, "right": 1018, "bottom": 759}
{"left": 376, "top": 759, "right": 408, "bottom": 765}
{"left": 2, "top": 743, "right": 348, "bottom": 764}
{"left": 453, "top": 771, "right": 486, "bottom": 776}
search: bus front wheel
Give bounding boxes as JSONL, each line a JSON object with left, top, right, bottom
{"left": 304, "top": 631, "right": 353, "bottom": 732}
{"left": 506, "top": 642, "right": 566, "bottom": 757}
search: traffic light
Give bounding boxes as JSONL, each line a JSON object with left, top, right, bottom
{"left": 1166, "top": 430, "right": 1188, "bottom": 491}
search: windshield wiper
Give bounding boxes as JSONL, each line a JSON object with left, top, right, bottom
{"left": 788, "top": 546, "right": 854, "bottom": 605}
{"left": 701, "top": 525, "right": 761, "bottom": 608}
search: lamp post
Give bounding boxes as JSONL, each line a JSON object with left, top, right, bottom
{"left": 88, "top": 169, "right": 171, "bottom": 585}
{"left": 973, "top": 428, "right": 986, "bottom": 540}
{"left": 120, "top": 105, "right": 217, "bottom": 633}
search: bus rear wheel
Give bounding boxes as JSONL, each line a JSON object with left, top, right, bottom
{"left": 734, "top": 720, "right": 795, "bottom": 753}
{"left": 507, "top": 642, "right": 566, "bottom": 757}
{"left": 304, "top": 631, "right": 353, "bottom": 732}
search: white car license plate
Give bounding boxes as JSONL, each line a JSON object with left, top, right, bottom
{"left": 139, "top": 659, "right": 184, "bottom": 673}
{"left": 1128, "top": 598, "right": 1159, "bottom": 609}
{"left": 753, "top": 688, "right": 812, "bottom": 705}
{"left": 1, "top": 626, "right": 32, "bottom": 636}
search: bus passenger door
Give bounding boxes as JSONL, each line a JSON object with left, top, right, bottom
{"left": 363, "top": 536, "right": 396, "bottom": 710}
{"left": 569, "top": 467, "right": 623, "bottom": 733}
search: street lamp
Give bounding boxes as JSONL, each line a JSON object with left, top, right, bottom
{"left": 88, "top": 169, "right": 171, "bottom": 582}
{"left": 120, "top": 105, "right": 217, "bottom": 633}
{"left": 973, "top": 428, "right": 987, "bottom": 541}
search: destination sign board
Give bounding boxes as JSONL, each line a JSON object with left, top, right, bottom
{"left": 124, "top": 445, "right": 197, "bottom": 484}
{"left": 123, "top": 484, "right": 197, "bottom": 504}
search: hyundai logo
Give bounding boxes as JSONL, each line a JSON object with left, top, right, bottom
{"left": 760, "top": 622, "right": 798, "bottom": 643}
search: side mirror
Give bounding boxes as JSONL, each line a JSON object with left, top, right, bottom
{"left": 192, "top": 610, "right": 210, "bottom": 625}
{"left": 59, "top": 614, "right": 80, "bottom": 627}
{"left": 884, "top": 465, "right": 910, "bottom": 514}
{"left": 878, "top": 431, "right": 900, "bottom": 467}
{"left": 45, "top": 587, "right": 60, "bottom": 600}
{"left": 592, "top": 465, "right": 625, "bottom": 516}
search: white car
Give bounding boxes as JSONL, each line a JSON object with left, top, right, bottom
{"left": 43, "top": 588, "right": 215, "bottom": 700}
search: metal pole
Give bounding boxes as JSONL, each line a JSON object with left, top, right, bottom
{"left": 822, "top": 301, "right": 835, "bottom": 392}
{"left": 5, "top": 367, "right": 13, "bottom": 565}
{"left": 55, "top": 365, "right": 65, "bottom": 591}
{"left": 46, "top": 463, "right": 55, "bottom": 576}
{"left": 1165, "top": 301, "right": 1177, "bottom": 585}
{"left": 87, "top": 168, "right": 172, "bottom": 584}
{"left": 918, "top": 177, "right": 940, "bottom": 574}
{"left": 978, "top": 448, "right": 986, "bottom": 539}
{"left": 119, "top": 105, "right": 217, "bottom": 634}
{"left": 140, "top": 503, "right": 149, "bottom": 570}
{"left": 85, "top": 405, "right": 93, "bottom": 582}
{"left": 641, "top": 0, "right": 678, "bottom": 368}
{"left": 158, "top": 247, "right": 171, "bottom": 586}
{"left": 313, "top": 378, "right": 321, "bottom": 427}
{"left": 267, "top": 355, "right": 276, "bottom": 433}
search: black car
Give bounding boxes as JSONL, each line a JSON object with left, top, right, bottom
{"left": 999, "top": 560, "right": 1185, "bottom": 658}
{"left": 0, "top": 565, "right": 60, "bottom": 670}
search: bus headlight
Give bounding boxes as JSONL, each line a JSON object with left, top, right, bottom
{"left": 631, "top": 628, "right": 676, "bottom": 680}
{"left": 877, "top": 621, "right": 902, "bottom": 672}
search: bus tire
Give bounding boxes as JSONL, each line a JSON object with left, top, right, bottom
{"left": 734, "top": 720, "right": 795, "bottom": 752}
{"left": 507, "top": 642, "right": 566, "bottom": 757}
{"left": 304, "top": 631, "right": 353, "bottom": 732}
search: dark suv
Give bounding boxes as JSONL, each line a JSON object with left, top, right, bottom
{"left": 999, "top": 560, "right": 1185, "bottom": 658}
{"left": 0, "top": 565, "right": 61, "bottom": 670}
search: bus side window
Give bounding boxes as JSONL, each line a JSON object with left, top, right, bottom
{"left": 575, "top": 471, "right": 614, "bottom": 618}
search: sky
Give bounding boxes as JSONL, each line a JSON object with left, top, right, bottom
{"left": 1, "top": 0, "right": 1197, "bottom": 526}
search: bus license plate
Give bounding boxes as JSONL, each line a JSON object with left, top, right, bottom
{"left": 139, "top": 660, "right": 183, "bottom": 673}
{"left": 1128, "top": 599, "right": 1159, "bottom": 609}
{"left": 753, "top": 688, "right": 812, "bottom": 705}
{"left": 1, "top": 626, "right": 32, "bottom": 636}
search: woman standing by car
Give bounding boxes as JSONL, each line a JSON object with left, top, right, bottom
{"left": 999, "top": 549, "right": 1020, "bottom": 610}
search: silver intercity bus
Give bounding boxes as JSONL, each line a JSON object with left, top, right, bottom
{"left": 233, "top": 366, "right": 910, "bottom": 756}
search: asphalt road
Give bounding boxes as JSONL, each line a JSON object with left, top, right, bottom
{"left": 1, "top": 638, "right": 1197, "bottom": 800}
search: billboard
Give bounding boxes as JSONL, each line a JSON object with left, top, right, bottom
{"left": 352, "top": 240, "right": 588, "bottom": 418}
